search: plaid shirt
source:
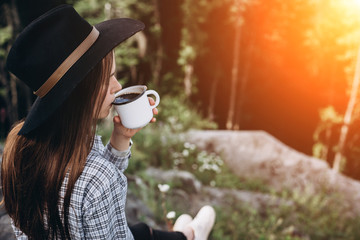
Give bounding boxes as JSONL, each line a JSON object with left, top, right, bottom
{"left": 13, "top": 135, "right": 134, "bottom": 239}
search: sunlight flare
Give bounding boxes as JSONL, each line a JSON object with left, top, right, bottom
{"left": 343, "top": 0, "right": 360, "bottom": 8}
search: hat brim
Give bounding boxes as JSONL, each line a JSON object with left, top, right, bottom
{"left": 18, "top": 18, "right": 144, "bottom": 135}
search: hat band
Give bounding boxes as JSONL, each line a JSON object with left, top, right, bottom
{"left": 34, "top": 26, "right": 100, "bottom": 98}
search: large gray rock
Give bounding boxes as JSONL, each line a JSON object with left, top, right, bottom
{"left": 185, "top": 130, "right": 360, "bottom": 215}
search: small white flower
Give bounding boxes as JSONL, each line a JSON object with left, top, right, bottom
{"left": 216, "top": 158, "right": 223, "bottom": 165}
{"left": 168, "top": 117, "right": 177, "bottom": 124}
{"left": 184, "top": 142, "right": 191, "bottom": 149}
{"left": 182, "top": 149, "right": 189, "bottom": 157}
{"left": 166, "top": 211, "right": 176, "bottom": 219}
{"left": 158, "top": 184, "right": 170, "bottom": 193}
{"left": 172, "top": 152, "right": 181, "bottom": 159}
{"left": 184, "top": 142, "right": 196, "bottom": 150}
{"left": 212, "top": 164, "right": 220, "bottom": 173}
{"left": 105, "top": 2, "right": 111, "bottom": 10}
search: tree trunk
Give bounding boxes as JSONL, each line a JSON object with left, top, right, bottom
{"left": 226, "top": 16, "right": 242, "bottom": 130}
{"left": 130, "top": 66, "right": 138, "bottom": 84}
{"left": 152, "top": 0, "right": 163, "bottom": 86}
{"left": 333, "top": 46, "right": 360, "bottom": 172}
{"left": 320, "top": 125, "right": 331, "bottom": 160}
{"left": 183, "top": 63, "right": 193, "bottom": 97}
{"left": 153, "top": 44, "right": 163, "bottom": 86}
{"left": 321, "top": 64, "right": 337, "bottom": 161}
{"left": 208, "top": 64, "right": 221, "bottom": 121}
{"left": 234, "top": 43, "right": 252, "bottom": 130}
{"left": 134, "top": 31, "right": 147, "bottom": 85}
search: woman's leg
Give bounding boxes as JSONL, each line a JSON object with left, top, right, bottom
{"left": 152, "top": 229, "right": 187, "bottom": 240}
{"left": 129, "top": 223, "right": 154, "bottom": 240}
{"left": 129, "top": 222, "right": 187, "bottom": 240}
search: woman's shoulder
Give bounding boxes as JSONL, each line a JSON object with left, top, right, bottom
{"left": 85, "top": 135, "right": 118, "bottom": 178}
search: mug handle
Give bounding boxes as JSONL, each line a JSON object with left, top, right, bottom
{"left": 145, "top": 90, "right": 160, "bottom": 109}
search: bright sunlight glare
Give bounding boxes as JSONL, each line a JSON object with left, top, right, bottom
{"left": 343, "top": 0, "right": 360, "bottom": 8}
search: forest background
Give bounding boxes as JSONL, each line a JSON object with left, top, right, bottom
{"left": 2, "top": 0, "right": 360, "bottom": 179}
{"left": 3, "top": 0, "right": 360, "bottom": 239}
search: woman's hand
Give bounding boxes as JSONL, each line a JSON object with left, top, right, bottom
{"left": 110, "top": 97, "right": 158, "bottom": 151}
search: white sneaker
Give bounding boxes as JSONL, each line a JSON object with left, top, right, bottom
{"left": 187, "top": 205, "right": 216, "bottom": 240}
{"left": 173, "top": 214, "right": 193, "bottom": 232}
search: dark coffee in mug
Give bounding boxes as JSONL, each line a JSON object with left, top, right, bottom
{"left": 113, "top": 92, "right": 141, "bottom": 105}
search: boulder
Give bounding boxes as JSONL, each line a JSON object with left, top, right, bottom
{"left": 185, "top": 130, "right": 360, "bottom": 215}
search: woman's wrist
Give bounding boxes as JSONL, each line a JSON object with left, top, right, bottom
{"left": 110, "top": 132, "right": 131, "bottom": 151}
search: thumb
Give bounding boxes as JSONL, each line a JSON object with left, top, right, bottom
{"left": 113, "top": 115, "right": 121, "bottom": 124}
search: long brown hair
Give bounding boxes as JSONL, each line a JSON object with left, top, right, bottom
{"left": 1, "top": 51, "right": 114, "bottom": 239}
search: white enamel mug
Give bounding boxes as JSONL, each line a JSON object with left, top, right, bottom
{"left": 112, "top": 85, "right": 160, "bottom": 129}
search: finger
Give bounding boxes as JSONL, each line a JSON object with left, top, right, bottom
{"left": 150, "top": 117, "right": 156, "bottom": 123}
{"left": 148, "top": 97, "right": 155, "bottom": 106}
{"left": 152, "top": 107, "right": 158, "bottom": 115}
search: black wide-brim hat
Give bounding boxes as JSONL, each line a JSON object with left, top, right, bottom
{"left": 6, "top": 4, "right": 144, "bottom": 135}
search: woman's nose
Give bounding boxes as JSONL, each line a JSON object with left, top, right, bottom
{"left": 111, "top": 77, "right": 122, "bottom": 94}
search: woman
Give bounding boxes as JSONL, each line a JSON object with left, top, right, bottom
{"left": 1, "top": 4, "right": 215, "bottom": 240}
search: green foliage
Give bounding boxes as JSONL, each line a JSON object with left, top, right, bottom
{"left": 312, "top": 106, "right": 343, "bottom": 159}
{"left": 0, "top": 88, "right": 7, "bottom": 98}
{"left": 319, "top": 106, "right": 343, "bottom": 123}
{"left": 0, "top": 26, "right": 12, "bottom": 45}
{"left": 115, "top": 41, "right": 141, "bottom": 69}
{"left": 0, "top": 26, "right": 12, "bottom": 58}
{"left": 74, "top": 0, "right": 148, "bottom": 84}
{"left": 210, "top": 189, "right": 360, "bottom": 239}
{"left": 155, "top": 73, "right": 185, "bottom": 96}
{"left": 280, "top": 189, "right": 360, "bottom": 240}
{"left": 155, "top": 95, "right": 217, "bottom": 131}
{"left": 104, "top": 94, "right": 266, "bottom": 192}
{"left": 73, "top": 0, "right": 106, "bottom": 25}
{"left": 178, "top": 0, "right": 221, "bottom": 67}
{"left": 127, "top": 172, "right": 168, "bottom": 224}
{"left": 167, "top": 139, "right": 269, "bottom": 190}
{"left": 96, "top": 95, "right": 217, "bottom": 170}
{"left": 212, "top": 200, "right": 297, "bottom": 240}
{"left": 128, "top": 95, "right": 217, "bottom": 171}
